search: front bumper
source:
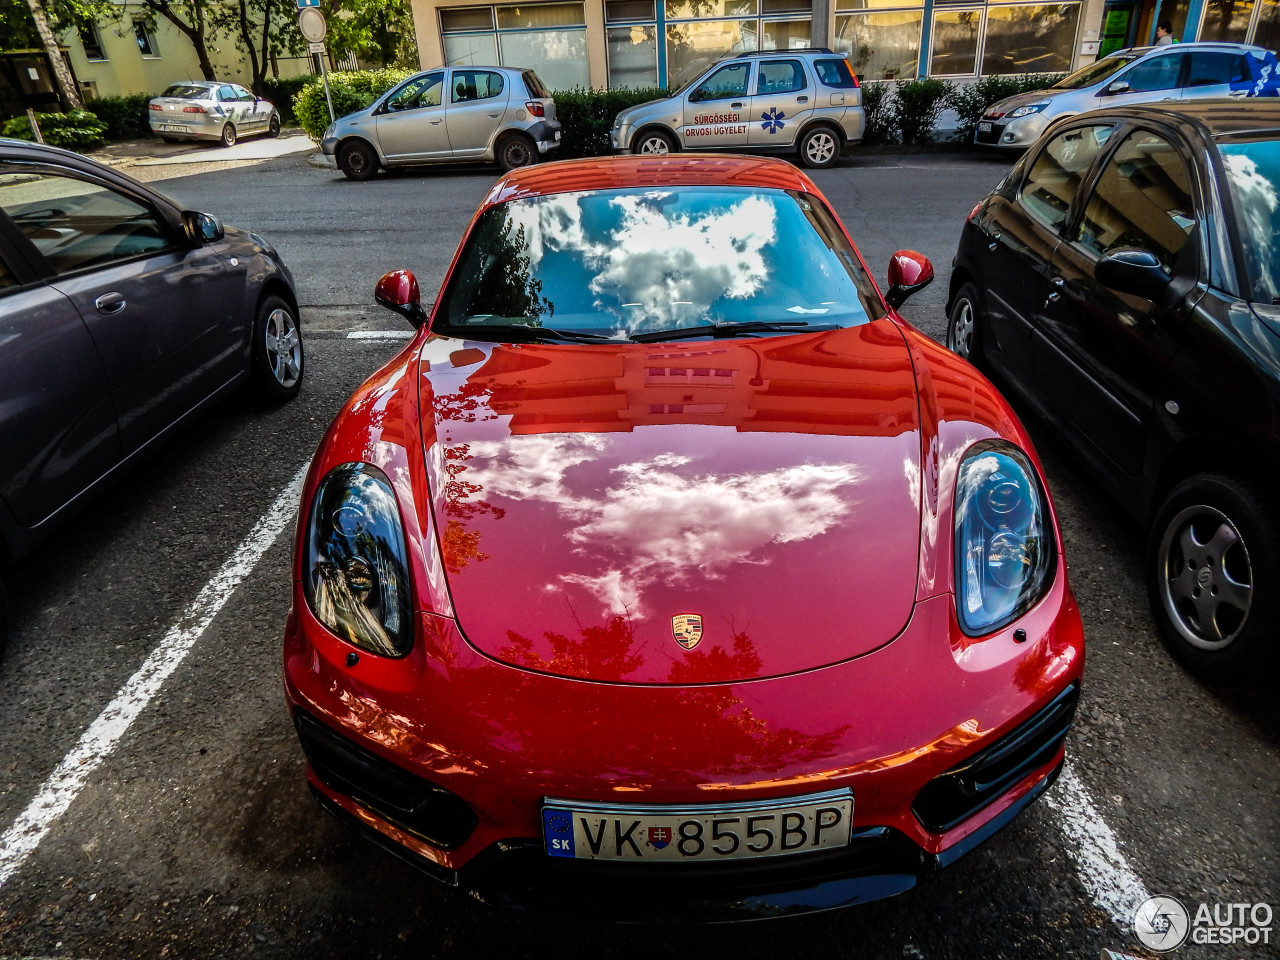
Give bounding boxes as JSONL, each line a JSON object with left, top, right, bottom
{"left": 321, "top": 137, "right": 339, "bottom": 157}
{"left": 974, "top": 112, "right": 1050, "bottom": 149}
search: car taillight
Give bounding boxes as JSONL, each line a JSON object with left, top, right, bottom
{"left": 845, "top": 59, "right": 860, "bottom": 88}
{"left": 148, "top": 103, "right": 162, "bottom": 111}
{"left": 526, "top": 100, "right": 545, "bottom": 118}
{"left": 968, "top": 202, "right": 982, "bottom": 222}
{"left": 183, "top": 106, "right": 206, "bottom": 113}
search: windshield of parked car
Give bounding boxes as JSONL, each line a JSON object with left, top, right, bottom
{"left": 439, "top": 186, "right": 885, "bottom": 339}
{"left": 160, "top": 84, "right": 210, "bottom": 99}
{"left": 1052, "top": 54, "right": 1138, "bottom": 89}
{"left": 1218, "top": 137, "right": 1280, "bottom": 302}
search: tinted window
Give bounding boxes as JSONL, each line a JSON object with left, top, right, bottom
{"left": 1051, "top": 54, "right": 1137, "bottom": 89}
{"left": 1219, "top": 138, "right": 1280, "bottom": 300}
{"left": 0, "top": 171, "right": 171, "bottom": 273}
{"left": 691, "top": 62, "right": 750, "bottom": 101}
{"left": 814, "top": 58, "right": 858, "bottom": 88}
{"left": 161, "top": 84, "right": 208, "bottom": 99}
{"left": 218, "top": 85, "right": 237, "bottom": 102}
{"left": 442, "top": 187, "right": 884, "bottom": 335}
{"left": 1186, "top": 51, "right": 1249, "bottom": 86}
{"left": 386, "top": 73, "right": 443, "bottom": 110}
{"left": 1076, "top": 131, "right": 1195, "bottom": 271}
{"left": 757, "top": 59, "right": 805, "bottom": 95}
{"left": 452, "top": 70, "right": 505, "bottom": 102}
{"left": 233, "top": 85, "right": 255, "bottom": 101}
{"left": 523, "top": 70, "right": 551, "bottom": 98}
{"left": 0, "top": 251, "right": 15, "bottom": 291}
{"left": 1117, "top": 54, "right": 1183, "bottom": 93}
{"left": 1019, "top": 125, "right": 1114, "bottom": 230}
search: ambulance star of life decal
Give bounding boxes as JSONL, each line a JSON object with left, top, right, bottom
{"left": 671, "top": 614, "right": 703, "bottom": 650}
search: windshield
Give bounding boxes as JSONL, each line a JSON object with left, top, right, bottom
{"left": 1218, "top": 137, "right": 1280, "bottom": 302}
{"left": 439, "top": 186, "right": 885, "bottom": 339}
{"left": 161, "top": 84, "right": 210, "bottom": 99}
{"left": 1052, "top": 54, "right": 1138, "bottom": 89}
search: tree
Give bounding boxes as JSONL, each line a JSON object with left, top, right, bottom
{"left": 209, "top": 0, "right": 303, "bottom": 93}
{"left": 2, "top": 0, "right": 113, "bottom": 109}
{"left": 135, "top": 0, "right": 217, "bottom": 81}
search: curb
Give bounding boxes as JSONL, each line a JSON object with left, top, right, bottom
{"left": 308, "top": 152, "right": 335, "bottom": 169}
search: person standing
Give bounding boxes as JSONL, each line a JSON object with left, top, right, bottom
{"left": 1155, "top": 20, "right": 1175, "bottom": 44}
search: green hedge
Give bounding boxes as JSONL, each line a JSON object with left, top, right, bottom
{"left": 948, "top": 73, "right": 1065, "bottom": 143}
{"left": 2, "top": 109, "right": 107, "bottom": 150}
{"left": 551, "top": 87, "right": 666, "bottom": 159}
{"left": 84, "top": 94, "right": 153, "bottom": 140}
{"left": 294, "top": 68, "right": 414, "bottom": 139}
{"left": 261, "top": 75, "right": 313, "bottom": 122}
{"left": 893, "top": 77, "right": 953, "bottom": 145}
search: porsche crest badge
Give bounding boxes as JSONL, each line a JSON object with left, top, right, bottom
{"left": 671, "top": 614, "right": 703, "bottom": 650}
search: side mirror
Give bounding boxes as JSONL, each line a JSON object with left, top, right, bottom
{"left": 1096, "top": 248, "right": 1171, "bottom": 301}
{"left": 182, "top": 210, "right": 223, "bottom": 244}
{"left": 375, "top": 268, "right": 427, "bottom": 328}
{"left": 885, "top": 250, "right": 934, "bottom": 309}
{"left": 1105, "top": 80, "right": 1131, "bottom": 95}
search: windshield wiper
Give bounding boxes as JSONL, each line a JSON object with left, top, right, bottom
{"left": 628, "top": 320, "right": 833, "bottom": 343}
{"left": 441, "top": 323, "right": 621, "bottom": 344}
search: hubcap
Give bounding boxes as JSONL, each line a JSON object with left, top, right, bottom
{"left": 806, "top": 133, "right": 835, "bottom": 164}
{"left": 950, "top": 298, "right": 975, "bottom": 356}
{"left": 1157, "top": 504, "right": 1252, "bottom": 650}
{"left": 265, "top": 308, "right": 302, "bottom": 388}
{"left": 639, "top": 137, "right": 670, "bottom": 155}
{"left": 505, "top": 141, "right": 532, "bottom": 167}
{"left": 347, "top": 149, "right": 368, "bottom": 174}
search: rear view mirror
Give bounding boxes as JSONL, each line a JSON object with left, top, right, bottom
{"left": 375, "top": 269, "right": 427, "bottom": 328}
{"left": 182, "top": 210, "right": 223, "bottom": 244}
{"left": 885, "top": 250, "right": 934, "bottom": 308}
{"left": 1105, "top": 80, "right": 1131, "bottom": 95}
{"left": 1096, "top": 248, "right": 1171, "bottom": 301}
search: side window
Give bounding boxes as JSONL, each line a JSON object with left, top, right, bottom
{"left": 1116, "top": 54, "right": 1183, "bottom": 93}
{"left": 452, "top": 70, "right": 504, "bottom": 102}
{"left": 756, "top": 60, "right": 805, "bottom": 95}
{"left": 387, "top": 73, "right": 444, "bottom": 111}
{"left": 1018, "top": 125, "right": 1114, "bottom": 230}
{"left": 814, "top": 57, "right": 858, "bottom": 89}
{"left": 1075, "top": 130, "right": 1196, "bottom": 271}
{"left": 0, "top": 250, "right": 16, "bottom": 291}
{"left": 234, "top": 85, "right": 255, "bottom": 102}
{"left": 1185, "top": 52, "right": 1249, "bottom": 86}
{"left": 218, "top": 85, "right": 237, "bottom": 102}
{"left": 0, "top": 171, "right": 172, "bottom": 274}
{"left": 690, "top": 62, "right": 751, "bottom": 102}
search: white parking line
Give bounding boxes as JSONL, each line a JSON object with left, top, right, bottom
{"left": 0, "top": 464, "right": 308, "bottom": 890}
{"left": 346, "top": 330, "right": 414, "bottom": 341}
{"left": 1046, "top": 760, "right": 1152, "bottom": 924}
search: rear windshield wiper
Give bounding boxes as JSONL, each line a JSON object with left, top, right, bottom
{"left": 439, "top": 323, "right": 621, "bottom": 344}
{"left": 628, "top": 320, "right": 835, "bottom": 343}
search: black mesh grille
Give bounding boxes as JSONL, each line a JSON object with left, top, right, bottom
{"left": 912, "top": 684, "right": 1078, "bottom": 833}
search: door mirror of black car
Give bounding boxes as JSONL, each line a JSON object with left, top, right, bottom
{"left": 375, "top": 268, "right": 428, "bottom": 328}
{"left": 1096, "top": 248, "right": 1172, "bottom": 301}
{"left": 1105, "top": 80, "right": 1131, "bottom": 95}
{"left": 182, "top": 211, "right": 223, "bottom": 244}
{"left": 885, "top": 250, "right": 934, "bottom": 308}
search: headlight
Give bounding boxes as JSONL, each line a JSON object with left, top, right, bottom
{"left": 324, "top": 123, "right": 336, "bottom": 139}
{"left": 1006, "top": 101, "right": 1050, "bottom": 119}
{"left": 304, "top": 463, "right": 413, "bottom": 657}
{"left": 954, "top": 442, "right": 1054, "bottom": 635}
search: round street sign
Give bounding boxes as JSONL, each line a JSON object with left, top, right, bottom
{"left": 298, "top": 8, "right": 327, "bottom": 42}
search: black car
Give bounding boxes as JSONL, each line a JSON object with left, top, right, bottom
{"left": 947, "top": 100, "right": 1280, "bottom": 682}
{"left": 0, "top": 138, "right": 305, "bottom": 654}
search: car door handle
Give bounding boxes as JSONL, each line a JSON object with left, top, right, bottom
{"left": 1046, "top": 291, "right": 1061, "bottom": 303}
{"left": 488, "top": 112, "right": 501, "bottom": 118}
{"left": 796, "top": 96, "right": 809, "bottom": 103}
{"left": 94, "top": 292, "right": 126, "bottom": 315}
{"left": 430, "top": 119, "right": 442, "bottom": 125}
{"left": 988, "top": 231, "right": 1001, "bottom": 251}
{"left": 731, "top": 102, "right": 743, "bottom": 109}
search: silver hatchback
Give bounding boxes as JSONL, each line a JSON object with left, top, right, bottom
{"left": 148, "top": 82, "right": 281, "bottom": 147}
{"left": 321, "top": 66, "right": 561, "bottom": 180}
{"left": 611, "top": 49, "right": 864, "bottom": 169}
{"left": 976, "top": 41, "right": 1275, "bottom": 150}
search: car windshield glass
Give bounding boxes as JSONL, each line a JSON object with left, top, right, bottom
{"left": 439, "top": 186, "right": 885, "bottom": 339}
{"left": 161, "top": 84, "right": 209, "bottom": 99}
{"left": 1218, "top": 137, "right": 1280, "bottom": 301}
{"left": 1052, "top": 55, "right": 1137, "bottom": 89}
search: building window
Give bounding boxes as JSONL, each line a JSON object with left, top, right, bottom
{"left": 930, "top": 8, "right": 982, "bottom": 75}
{"left": 1254, "top": 0, "right": 1280, "bottom": 48}
{"left": 133, "top": 20, "right": 160, "bottom": 58}
{"left": 1200, "top": 0, "right": 1253, "bottom": 41}
{"left": 834, "top": 0, "right": 924, "bottom": 80}
{"left": 981, "top": 3, "right": 1079, "bottom": 74}
{"left": 664, "top": 0, "right": 812, "bottom": 88}
{"left": 78, "top": 21, "right": 107, "bottom": 61}
{"left": 440, "top": 2, "right": 589, "bottom": 90}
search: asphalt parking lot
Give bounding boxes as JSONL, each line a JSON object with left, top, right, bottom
{"left": 0, "top": 143, "right": 1275, "bottom": 959}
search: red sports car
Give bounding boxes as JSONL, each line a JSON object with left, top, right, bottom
{"left": 283, "top": 155, "right": 1084, "bottom": 919}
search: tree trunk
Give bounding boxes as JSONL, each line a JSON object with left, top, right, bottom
{"left": 236, "top": 0, "right": 261, "bottom": 91}
{"left": 24, "top": 0, "right": 82, "bottom": 110}
{"left": 143, "top": 1, "right": 217, "bottom": 81}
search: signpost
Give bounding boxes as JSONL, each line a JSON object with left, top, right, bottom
{"left": 297, "top": 6, "right": 335, "bottom": 126}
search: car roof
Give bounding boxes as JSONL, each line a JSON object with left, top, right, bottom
{"left": 1080, "top": 99, "right": 1280, "bottom": 140}
{"left": 1110, "top": 41, "right": 1270, "bottom": 57}
{"left": 481, "top": 155, "right": 819, "bottom": 210}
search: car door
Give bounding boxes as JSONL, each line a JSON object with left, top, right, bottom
{"left": 444, "top": 69, "right": 510, "bottom": 157}
{"left": 233, "top": 84, "right": 265, "bottom": 129}
{"left": 2, "top": 166, "right": 247, "bottom": 456}
{"left": 0, "top": 198, "right": 118, "bottom": 529}
{"left": 1096, "top": 51, "right": 1186, "bottom": 107}
{"left": 217, "top": 84, "right": 244, "bottom": 128}
{"left": 680, "top": 61, "right": 753, "bottom": 149}
{"left": 1180, "top": 49, "right": 1252, "bottom": 101}
{"left": 1033, "top": 126, "right": 1192, "bottom": 475}
{"left": 748, "top": 58, "right": 813, "bottom": 147}
{"left": 978, "top": 122, "right": 1114, "bottom": 377}
{"left": 373, "top": 72, "right": 450, "bottom": 161}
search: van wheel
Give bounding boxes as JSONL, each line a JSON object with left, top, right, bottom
{"left": 798, "top": 126, "right": 840, "bottom": 168}
{"left": 498, "top": 133, "right": 537, "bottom": 171}
{"left": 634, "top": 129, "right": 676, "bottom": 155}
{"left": 338, "top": 140, "right": 379, "bottom": 180}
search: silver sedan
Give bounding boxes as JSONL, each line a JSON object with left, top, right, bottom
{"left": 148, "top": 82, "right": 281, "bottom": 147}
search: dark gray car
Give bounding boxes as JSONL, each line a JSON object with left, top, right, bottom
{"left": 0, "top": 138, "right": 304, "bottom": 653}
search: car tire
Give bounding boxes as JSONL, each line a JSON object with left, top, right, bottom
{"left": 497, "top": 133, "right": 537, "bottom": 172}
{"left": 634, "top": 129, "right": 676, "bottom": 156}
{"left": 221, "top": 123, "right": 237, "bottom": 148}
{"left": 1148, "top": 474, "right": 1278, "bottom": 682}
{"left": 798, "top": 126, "right": 841, "bottom": 169}
{"left": 268, "top": 113, "right": 281, "bottom": 138}
{"left": 947, "top": 282, "right": 985, "bottom": 367}
{"left": 252, "top": 294, "right": 304, "bottom": 402}
{"left": 338, "top": 140, "right": 379, "bottom": 180}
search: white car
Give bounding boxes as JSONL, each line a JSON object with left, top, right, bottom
{"left": 148, "top": 82, "right": 281, "bottom": 147}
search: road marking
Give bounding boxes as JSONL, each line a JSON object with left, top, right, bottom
{"left": 1045, "top": 760, "right": 1151, "bottom": 924}
{"left": 347, "top": 330, "right": 414, "bottom": 340}
{"left": 0, "top": 464, "right": 309, "bottom": 890}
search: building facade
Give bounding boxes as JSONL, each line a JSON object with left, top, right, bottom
{"left": 407, "top": 0, "right": 1280, "bottom": 90}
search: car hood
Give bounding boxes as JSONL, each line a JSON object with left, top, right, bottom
{"left": 617, "top": 98, "right": 669, "bottom": 122}
{"left": 986, "top": 90, "right": 1057, "bottom": 116}
{"left": 417, "top": 322, "right": 924, "bottom": 685}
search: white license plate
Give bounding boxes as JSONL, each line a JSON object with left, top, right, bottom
{"left": 542, "top": 789, "right": 853, "bottom": 863}
{"left": 978, "top": 121, "right": 993, "bottom": 132}
{"left": 159, "top": 125, "right": 189, "bottom": 133}
{"left": 554, "top": 130, "right": 561, "bottom": 141}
